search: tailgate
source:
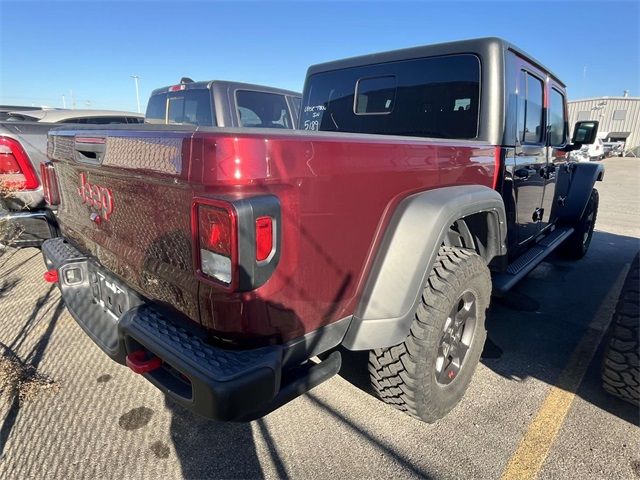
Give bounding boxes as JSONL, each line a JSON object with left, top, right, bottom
{"left": 48, "top": 128, "right": 200, "bottom": 324}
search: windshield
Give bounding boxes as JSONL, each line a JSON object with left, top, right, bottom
{"left": 145, "top": 88, "right": 214, "bottom": 126}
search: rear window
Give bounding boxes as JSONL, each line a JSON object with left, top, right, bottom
{"left": 236, "top": 90, "right": 293, "bottom": 129}
{"left": 145, "top": 89, "right": 214, "bottom": 126}
{"left": 301, "top": 54, "right": 480, "bottom": 139}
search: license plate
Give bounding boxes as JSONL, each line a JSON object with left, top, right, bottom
{"left": 93, "top": 271, "right": 128, "bottom": 319}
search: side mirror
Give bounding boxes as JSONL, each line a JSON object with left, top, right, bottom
{"left": 571, "top": 121, "right": 599, "bottom": 145}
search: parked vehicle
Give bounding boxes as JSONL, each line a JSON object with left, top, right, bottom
{"left": 571, "top": 137, "right": 605, "bottom": 162}
{"left": 602, "top": 252, "right": 639, "bottom": 405}
{"left": 0, "top": 110, "right": 144, "bottom": 247}
{"left": 0, "top": 105, "right": 54, "bottom": 121}
{"left": 604, "top": 141, "right": 625, "bottom": 157}
{"left": 145, "top": 79, "right": 301, "bottom": 128}
{"left": 41, "top": 38, "right": 602, "bottom": 423}
{"left": 2, "top": 109, "right": 144, "bottom": 124}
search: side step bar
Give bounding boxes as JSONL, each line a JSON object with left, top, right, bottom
{"left": 492, "top": 226, "right": 574, "bottom": 294}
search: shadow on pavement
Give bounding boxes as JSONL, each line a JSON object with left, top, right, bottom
{"left": 0, "top": 296, "right": 65, "bottom": 458}
{"left": 162, "top": 337, "right": 301, "bottom": 479}
{"left": 0, "top": 277, "right": 19, "bottom": 301}
{"left": 482, "top": 230, "right": 639, "bottom": 426}
{"left": 165, "top": 399, "right": 267, "bottom": 479}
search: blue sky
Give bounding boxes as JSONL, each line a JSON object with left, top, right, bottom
{"left": 1, "top": 0, "right": 638, "bottom": 112}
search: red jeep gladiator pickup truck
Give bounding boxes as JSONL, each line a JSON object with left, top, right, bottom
{"left": 41, "top": 38, "right": 602, "bottom": 423}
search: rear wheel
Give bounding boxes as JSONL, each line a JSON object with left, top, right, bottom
{"left": 561, "top": 188, "right": 599, "bottom": 260}
{"left": 602, "top": 253, "right": 639, "bottom": 405}
{"left": 369, "top": 246, "right": 491, "bottom": 423}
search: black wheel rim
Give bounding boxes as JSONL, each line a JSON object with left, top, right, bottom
{"left": 435, "top": 290, "right": 477, "bottom": 386}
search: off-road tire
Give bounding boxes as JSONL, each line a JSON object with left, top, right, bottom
{"left": 561, "top": 188, "right": 599, "bottom": 260}
{"left": 369, "top": 246, "right": 491, "bottom": 423}
{"left": 601, "top": 253, "right": 639, "bottom": 405}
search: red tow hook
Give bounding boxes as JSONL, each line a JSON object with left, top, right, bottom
{"left": 126, "top": 350, "right": 162, "bottom": 374}
{"left": 43, "top": 269, "right": 59, "bottom": 283}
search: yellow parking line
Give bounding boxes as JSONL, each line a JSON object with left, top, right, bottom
{"left": 501, "top": 264, "right": 630, "bottom": 480}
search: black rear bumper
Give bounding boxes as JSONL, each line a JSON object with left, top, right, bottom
{"left": 41, "top": 238, "right": 342, "bottom": 421}
{"left": 0, "top": 208, "right": 59, "bottom": 247}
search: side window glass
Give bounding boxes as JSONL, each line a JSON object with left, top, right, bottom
{"left": 237, "top": 106, "right": 261, "bottom": 127}
{"left": 236, "top": 90, "right": 292, "bottom": 129}
{"left": 525, "top": 73, "right": 544, "bottom": 143}
{"left": 548, "top": 88, "right": 566, "bottom": 147}
{"left": 518, "top": 71, "right": 544, "bottom": 144}
{"left": 355, "top": 75, "right": 397, "bottom": 114}
{"left": 82, "top": 117, "right": 128, "bottom": 124}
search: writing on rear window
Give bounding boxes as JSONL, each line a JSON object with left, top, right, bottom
{"left": 302, "top": 105, "right": 326, "bottom": 130}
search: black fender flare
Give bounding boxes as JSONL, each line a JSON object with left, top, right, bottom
{"left": 342, "top": 185, "right": 507, "bottom": 350}
{"left": 553, "top": 161, "right": 604, "bottom": 224}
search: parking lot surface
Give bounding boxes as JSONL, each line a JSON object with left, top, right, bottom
{"left": 0, "top": 158, "right": 638, "bottom": 479}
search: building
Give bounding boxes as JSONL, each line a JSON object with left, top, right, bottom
{"left": 567, "top": 96, "right": 640, "bottom": 152}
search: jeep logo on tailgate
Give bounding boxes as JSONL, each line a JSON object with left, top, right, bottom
{"left": 78, "top": 172, "right": 114, "bottom": 220}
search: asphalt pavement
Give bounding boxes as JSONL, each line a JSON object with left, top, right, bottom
{"left": 0, "top": 157, "right": 638, "bottom": 479}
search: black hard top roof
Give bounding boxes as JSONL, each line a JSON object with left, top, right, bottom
{"left": 306, "top": 37, "right": 565, "bottom": 87}
{"left": 150, "top": 80, "right": 301, "bottom": 98}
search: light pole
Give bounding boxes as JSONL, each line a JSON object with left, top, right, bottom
{"left": 131, "top": 75, "right": 141, "bottom": 113}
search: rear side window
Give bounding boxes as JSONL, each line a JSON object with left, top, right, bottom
{"left": 355, "top": 76, "right": 397, "bottom": 114}
{"left": 82, "top": 116, "right": 130, "bottom": 124}
{"left": 300, "top": 54, "right": 480, "bottom": 139}
{"left": 59, "top": 116, "right": 131, "bottom": 124}
{"left": 59, "top": 118, "right": 85, "bottom": 124}
{"left": 145, "top": 89, "right": 214, "bottom": 126}
{"left": 236, "top": 90, "right": 293, "bottom": 129}
{"left": 517, "top": 71, "right": 544, "bottom": 144}
{"left": 548, "top": 88, "right": 566, "bottom": 147}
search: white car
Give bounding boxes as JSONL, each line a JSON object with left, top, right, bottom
{"left": 570, "top": 137, "right": 605, "bottom": 162}
{"left": 586, "top": 137, "right": 605, "bottom": 161}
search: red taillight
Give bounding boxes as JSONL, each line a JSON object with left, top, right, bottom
{"left": 0, "top": 137, "right": 39, "bottom": 190}
{"left": 199, "top": 205, "right": 233, "bottom": 256}
{"left": 255, "top": 216, "right": 273, "bottom": 262}
{"left": 192, "top": 200, "right": 237, "bottom": 287}
{"left": 0, "top": 152, "right": 20, "bottom": 172}
{"left": 40, "top": 162, "right": 60, "bottom": 205}
{"left": 168, "top": 85, "right": 186, "bottom": 92}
